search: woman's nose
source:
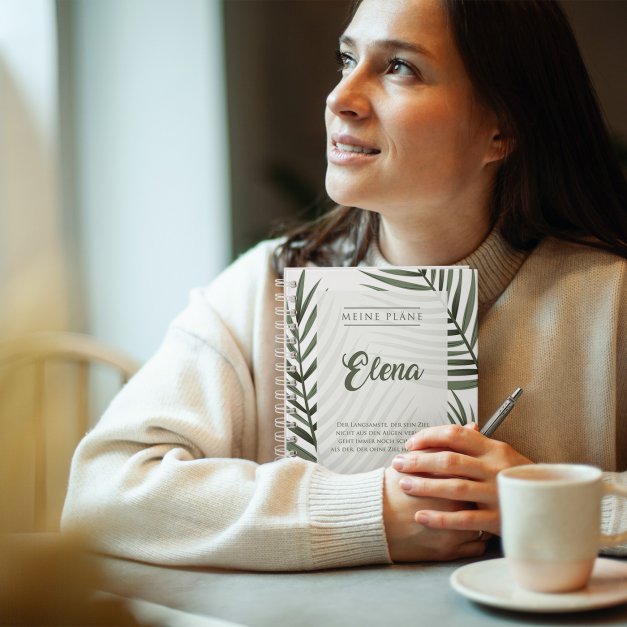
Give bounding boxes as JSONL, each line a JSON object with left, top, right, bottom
{"left": 326, "top": 72, "right": 371, "bottom": 120}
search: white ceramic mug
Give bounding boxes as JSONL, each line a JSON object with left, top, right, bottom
{"left": 497, "top": 464, "right": 627, "bottom": 593}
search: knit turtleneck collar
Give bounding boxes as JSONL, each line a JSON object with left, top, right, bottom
{"left": 363, "top": 227, "right": 530, "bottom": 314}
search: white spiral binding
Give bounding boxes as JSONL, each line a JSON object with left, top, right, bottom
{"left": 285, "top": 294, "right": 296, "bottom": 303}
{"left": 274, "top": 443, "right": 287, "bottom": 457}
{"left": 274, "top": 320, "right": 297, "bottom": 331}
{"left": 275, "top": 279, "right": 297, "bottom": 288}
{"left": 274, "top": 443, "right": 297, "bottom": 457}
{"left": 274, "top": 390, "right": 297, "bottom": 401}
{"left": 275, "top": 293, "right": 297, "bottom": 304}
{"left": 274, "top": 348, "right": 297, "bottom": 360}
{"left": 275, "top": 411, "right": 297, "bottom": 429}
{"left": 275, "top": 431, "right": 297, "bottom": 443}
{"left": 274, "top": 277, "right": 300, "bottom": 460}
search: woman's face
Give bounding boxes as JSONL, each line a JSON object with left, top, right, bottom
{"left": 325, "top": 0, "right": 502, "bottom": 221}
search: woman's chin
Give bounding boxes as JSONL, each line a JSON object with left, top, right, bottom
{"left": 325, "top": 181, "right": 365, "bottom": 210}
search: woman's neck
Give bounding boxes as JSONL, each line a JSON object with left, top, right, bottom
{"left": 377, "top": 211, "right": 492, "bottom": 266}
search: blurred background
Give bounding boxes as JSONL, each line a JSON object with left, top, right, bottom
{"left": 0, "top": 0, "right": 625, "bottom": 532}
{"left": 1, "top": 0, "right": 626, "bottom": 363}
{"left": 0, "top": 0, "right": 354, "bottom": 366}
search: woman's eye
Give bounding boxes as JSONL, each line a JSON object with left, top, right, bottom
{"left": 388, "top": 58, "right": 415, "bottom": 77}
{"left": 335, "top": 50, "right": 355, "bottom": 73}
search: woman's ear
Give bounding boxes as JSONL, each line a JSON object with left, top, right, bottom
{"left": 487, "top": 131, "right": 516, "bottom": 163}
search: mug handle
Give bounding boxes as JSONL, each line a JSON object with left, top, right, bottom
{"left": 600, "top": 482, "right": 627, "bottom": 546}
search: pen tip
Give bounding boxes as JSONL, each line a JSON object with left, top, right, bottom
{"left": 511, "top": 387, "right": 523, "bottom": 400}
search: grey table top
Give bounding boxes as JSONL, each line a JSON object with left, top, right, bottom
{"left": 97, "top": 552, "right": 627, "bottom": 627}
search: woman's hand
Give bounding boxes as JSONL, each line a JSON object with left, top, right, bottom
{"left": 392, "top": 424, "right": 532, "bottom": 536}
{"left": 383, "top": 466, "right": 489, "bottom": 562}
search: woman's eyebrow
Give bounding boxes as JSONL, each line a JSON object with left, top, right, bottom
{"left": 339, "top": 34, "right": 435, "bottom": 59}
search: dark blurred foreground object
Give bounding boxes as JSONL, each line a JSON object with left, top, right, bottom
{"left": 0, "top": 533, "right": 146, "bottom": 626}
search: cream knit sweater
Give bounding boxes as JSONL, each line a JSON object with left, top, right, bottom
{"left": 62, "top": 229, "right": 627, "bottom": 569}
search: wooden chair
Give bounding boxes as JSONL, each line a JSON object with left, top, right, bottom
{"left": 0, "top": 332, "right": 139, "bottom": 531}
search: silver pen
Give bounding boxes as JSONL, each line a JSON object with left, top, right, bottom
{"left": 480, "top": 388, "right": 523, "bottom": 437}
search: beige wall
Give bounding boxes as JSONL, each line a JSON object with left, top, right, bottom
{"left": 562, "top": 0, "right": 627, "bottom": 139}
{"left": 224, "top": 0, "right": 352, "bottom": 255}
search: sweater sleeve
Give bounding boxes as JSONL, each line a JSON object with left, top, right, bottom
{"left": 61, "top": 246, "right": 390, "bottom": 571}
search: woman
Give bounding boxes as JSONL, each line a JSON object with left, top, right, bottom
{"left": 62, "top": 0, "right": 627, "bottom": 569}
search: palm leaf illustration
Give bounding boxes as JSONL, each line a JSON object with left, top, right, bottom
{"left": 360, "top": 270, "right": 431, "bottom": 291}
{"left": 286, "top": 274, "right": 320, "bottom": 460}
{"left": 359, "top": 267, "right": 478, "bottom": 391}
{"left": 447, "top": 390, "right": 469, "bottom": 425}
{"left": 288, "top": 441, "right": 317, "bottom": 462}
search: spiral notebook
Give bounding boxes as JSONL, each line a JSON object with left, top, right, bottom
{"left": 275, "top": 266, "right": 478, "bottom": 473}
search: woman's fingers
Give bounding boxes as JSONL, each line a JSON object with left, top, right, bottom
{"left": 393, "top": 450, "right": 490, "bottom": 480}
{"left": 393, "top": 424, "right": 531, "bottom": 540}
{"left": 405, "top": 424, "right": 488, "bottom": 456}
{"left": 399, "top": 475, "right": 497, "bottom": 505}
{"left": 383, "top": 466, "right": 493, "bottom": 562}
{"left": 415, "top": 507, "right": 500, "bottom": 536}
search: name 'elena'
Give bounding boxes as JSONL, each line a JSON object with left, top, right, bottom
{"left": 341, "top": 350, "right": 424, "bottom": 392}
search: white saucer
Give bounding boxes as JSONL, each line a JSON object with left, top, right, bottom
{"left": 450, "top": 557, "right": 627, "bottom": 613}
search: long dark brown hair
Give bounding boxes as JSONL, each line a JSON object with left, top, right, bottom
{"left": 273, "top": 0, "right": 627, "bottom": 272}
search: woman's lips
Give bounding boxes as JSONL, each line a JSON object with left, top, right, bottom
{"left": 328, "top": 133, "right": 381, "bottom": 165}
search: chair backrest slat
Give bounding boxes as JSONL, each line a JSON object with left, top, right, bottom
{"left": 33, "top": 360, "right": 47, "bottom": 532}
{"left": 0, "top": 332, "right": 139, "bottom": 531}
{"left": 77, "top": 360, "right": 89, "bottom": 439}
